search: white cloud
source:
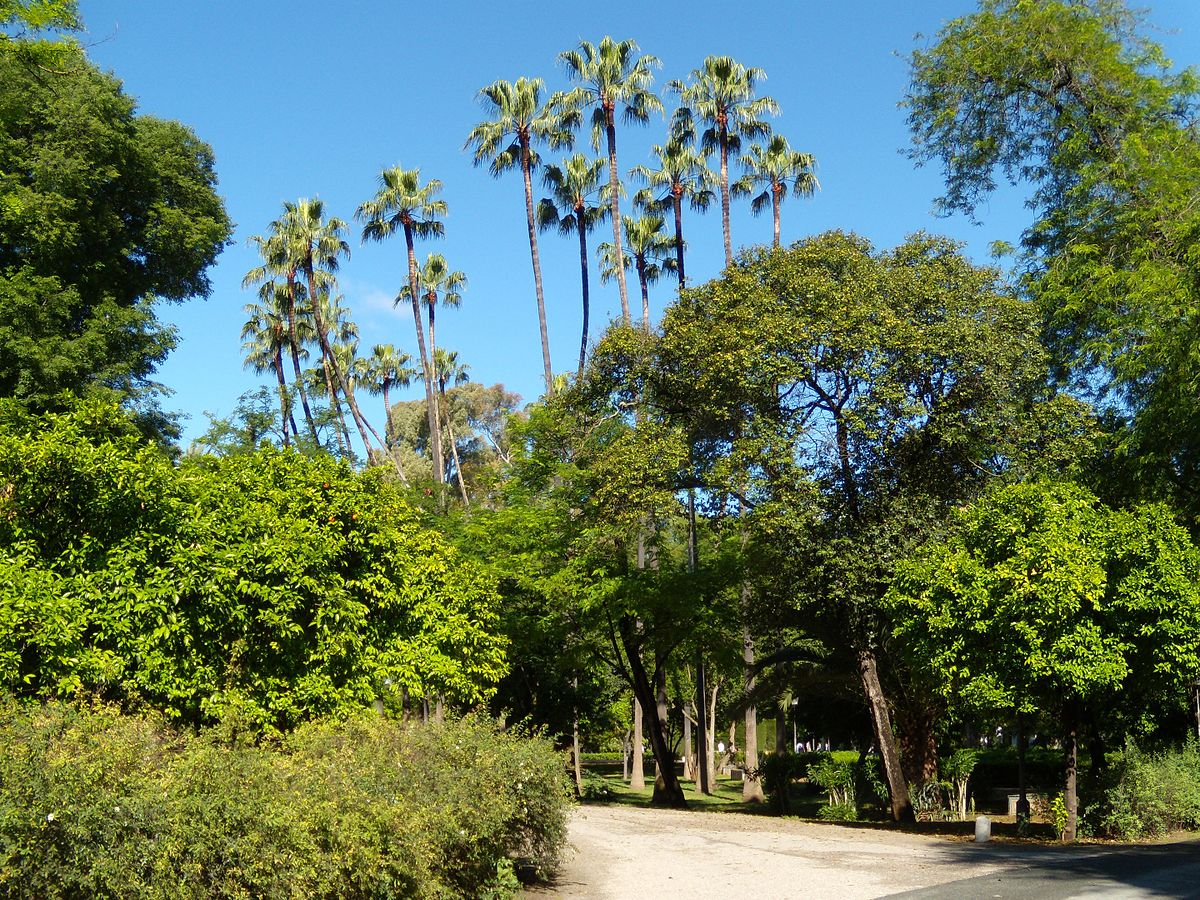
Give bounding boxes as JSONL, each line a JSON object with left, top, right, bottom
{"left": 340, "top": 277, "right": 410, "bottom": 321}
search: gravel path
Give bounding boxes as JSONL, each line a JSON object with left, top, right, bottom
{"left": 527, "top": 805, "right": 1014, "bottom": 899}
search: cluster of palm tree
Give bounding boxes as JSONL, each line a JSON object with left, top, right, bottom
{"left": 466, "top": 42, "right": 819, "bottom": 393}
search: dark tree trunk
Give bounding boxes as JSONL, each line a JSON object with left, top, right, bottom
{"left": 619, "top": 616, "right": 687, "bottom": 808}
{"left": 1017, "top": 712, "right": 1030, "bottom": 822}
{"left": 576, "top": 214, "right": 590, "bottom": 377}
{"left": 285, "top": 274, "right": 318, "bottom": 443}
{"left": 520, "top": 140, "right": 554, "bottom": 395}
{"left": 638, "top": 259, "right": 650, "bottom": 330}
{"left": 672, "top": 191, "right": 686, "bottom": 288}
{"left": 895, "top": 702, "right": 940, "bottom": 787}
{"left": 857, "top": 647, "right": 913, "bottom": 822}
{"left": 272, "top": 347, "right": 293, "bottom": 447}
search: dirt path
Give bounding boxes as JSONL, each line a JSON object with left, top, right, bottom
{"left": 527, "top": 805, "right": 1016, "bottom": 899}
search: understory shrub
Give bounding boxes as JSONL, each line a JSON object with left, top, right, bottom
{"left": 0, "top": 699, "right": 571, "bottom": 898}
{"left": 1085, "top": 741, "right": 1200, "bottom": 839}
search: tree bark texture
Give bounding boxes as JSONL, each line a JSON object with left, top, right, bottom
{"left": 857, "top": 647, "right": 913, "bottom": 822}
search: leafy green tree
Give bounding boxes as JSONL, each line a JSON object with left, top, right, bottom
{"left": 465, "top": 77, "right": 574, "bottom": 396}
{"left": 536, "top": 154, "right": 608, "bottom": 375}
{"left": 598, "top": 214, "right": 677, "bottom": 328}
{"left": 0, "top": 45, "right": 231, "bottom": 436}
{"left": 887, "top": 481, "right": 1200, "bottom": 840}
{"left": 631, "top": 138, "right": 715, "bottom": 288}
{"left": 1, "top": 0, "right": 79, "bottom": 67}
{"left": 357, "top": 167, "right": 448, "bottom": 483}
{"left": 904, "top": 0, "right": 1200, "bottom": 517}
{"left": 735, "top": 134, "right": 818, "bottom": 246}
{"left": 554, "top": 37, "right": 664, "bottom": 325}
{"left": 669, "top": 56, "right": 779, "bottom": 266}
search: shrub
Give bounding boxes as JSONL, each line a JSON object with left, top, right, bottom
{"left": 817, "top": 802, "right": 859, "bottom": 821}
{"left": 1085, "top": 740, "right": 1200, "bottom": 840}
{"left": 0, "top": 699, "right": 571, "bottom": 898}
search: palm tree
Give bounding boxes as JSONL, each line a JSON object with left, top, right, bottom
{"left": 631, "top": 139, "right": 715, "bottom": 288}
{"left": 355, "top": 343, "right": 414, "bottom": 449}
{"left": 465, "top": 78, "right": 574, "bottom": 396}
{"left": 735, "top": 134, "right": 818, "bottom": 246}
{"left": 241, "top": 286, "right": 298, "bottom": 447}
{"left": 356, "top": 167, "right": 448, "bottom": 484}
{"left": 313, "top": 287, "right": 362, "bottom": 457}
{"left": 554, "top": 37, "right": 663, "bottom": 325}
{"left": 243, "top": 230, "right": 318, "bottom": 443}
{"left": 433, "top": 347, "right": 471, "bottom": 506}
{"left": 537, "top": 154, "right": 608, "bottom": 375}
{"left": 669, "top": 56, "right": 779, "bottom": 267}
{"left": 598, "top": 214, "right": 677, "bottom": 328}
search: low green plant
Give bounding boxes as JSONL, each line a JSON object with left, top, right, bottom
{"left": 817, "top": 802, "right": 859, "bottom": 821}
{"left": 1084, "top": 740, "right": 1200, "bottom": 840}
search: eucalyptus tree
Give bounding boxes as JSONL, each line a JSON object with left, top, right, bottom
{"left": 433, "top": 347, "right": 472, "bottom": 505}
{"left": 465, "top": 77, "right": 575, "bottom": 395}
{"left": 243, "top": 230, "right": 318, "bottom": 443}
{"left": 670, "top": 56, "right": 779, "bottom": 266}
{"left": 241, "top": 286, "right": 299, "bottom": 446}
{"left": 554, "top": 37, "right": 663, "bottom": 324}
{"left": 631, "top": 139, "right": 715, "bottom": 288}
{"left": 598, "top": 214, "right": 677, "bottom": 329}
{"left": 356, "top": 167, "right": 448, "bottom": 483}
{"left": 280, "top": 199, "right": 385, "bottom": 461}
{"left": 537, "top": 154, "right": 608, "bottom": 375}
{"left": 735, "top": 134, "right": 818, "bottom": 246}
{"left": 355, "top": 343, "right": 414, "bottom": 448}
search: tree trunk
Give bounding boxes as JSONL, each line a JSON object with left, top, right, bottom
{"left": 672, "top": 191, "right": 686, "bottom": 288}
{"left": 438, "top": 379, "right": 469, "bottom": 505}
{"left": 630, "top": 694, "right": 645, "bottom": 790}
{"left": 682, "top": 703, "right": 694, "bottom": 781}
{"left": 772, "top": 183, "right": 781, "bottom": 247}
{"left": 605, "top": 111, "right": 631, "bottom": 324}
{"left": 720, "top": 129, "right": 733, "bottom": 267}
{"left": 775, "top": 697, "right": 788, "bottom": 754}
{"left": 320, "top": 354, "right": 351, "bottom": 458}
{"left": 619, "top": 616, "right": 687, "bottom": 807}
{"left": 576, "top": 214, "right": 590, "bottom": 377}
{"left": 742, "top": 620, "right": 764, "bottom": 802}
{"left": 895, "top": 703, "right": 940, "bottom": 787}
{"left": 1064, "top": 702, "right": 1079, "bottom": 842}
{"left": 381, "top": 382, "right": 393, "bottom": 447}
{"left": 857, "top": 647, "right": 913, "bottom": 822}
{"left": 425, "top": 297, "right": 445, "bottom": 481}
{"left": 1017, "top": 711, "right": 1030, "bottom": 823}
{"left": 687, "top": 487, "right": 711, "bottom": 794}
{"left": 285, "top": 274, "right": 318, "bottom": 442}
{"left": 404, "top": 225, "right": 443, "bottom": 483}
{"left": 572, "top": 676, "right": 583, "bottom": 796}
{"left": 707, "top": 677, "right": 720, "bottom": 789}
{"left": 638, "top": 260, "right": 651, "bottom": 329}
{"left": 272, "top": 347, "right": 293, "bottom": 447}
{"left": 520, "top": 140, "right": 554, "bottom": 395}
{"left": 622, "top": 728, "right": 631, "bottom": 782}
{"left": 653, "top": 659, "right": 670, "bottom": 792}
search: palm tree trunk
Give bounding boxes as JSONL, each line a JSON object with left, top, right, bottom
{"left": 285, "top": 275, "right": 318, "bottom": 442}
{"left": 576, "top": 214, "right": 590, "bottom": 377}
{"left": 272, "top": 348, "right": 292, "bottom": 448}
{"left": 521, "top": 141, "right": 554, "bottom": 395}
{"left": 672, "top": 191, "right": 686, "bottom": 288}
{"left": 440, "top": 380, "right": 470, "bottom": 506}
{"left": 404, "top": 226, "right": 444, "bottom": 483}
{"left": 321, "top": 354, "right": 351, "bottom": 457}
{"left": 720, "top": 130, "right": 733, "bottom": 267}
{"left": 426, "top": 297, "right": 445, "bottom": 481}
{"left": 605, "top": 111, "right": 631, "bottom": 324}
{"left": 638, "top": 259, "right": 650, "bottom": 329}
{"left": 381, "top": 381, "right": 393, "bottom": 447}
{"left": 772, "top": 183, "right": 781, "bottom": 247}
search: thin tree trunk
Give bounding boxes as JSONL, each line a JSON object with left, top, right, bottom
{"left": 521, "top": 142, "right": 554, "bottom": 395}
{"left": 720, "top": 130, "right": 733, "bottom": 267}
{"left": 672, "top": 191, "right": 686, "bottom": 288}
{"left": 688, "top": 486, "right": 711, "bottom": 794}
{"left": 404, "top": 226, "right": 444, "bottom": 483}
{"left": 426, "top": 296, "right": 446, "bottom": 481}
{"left": 272, "top": 348, "right": 292, "bottom": 448}
{"left": 775, "top": 696, "right": 788, "bottom": 754}
{"left": 605, "top": 111, "right": 631, "bottom": 323}
{"left": 630, "top": 694, "right": 645, "bottom": 790}
{"left": 1064, "top": 702, "right": 1079, "bottom": 841}
{"left": 772, "top": 184, "right": 781, "bottom": 247}
{"left": 743, "top": 619, "right": 764, "bottom": 802}
{"left": 653, "top": 659, "right": 669, "bottom": 791}
{"left": 576, "top": 214, "right": 590, "bottom": 377}
{"left": 382, "top": 382, "right": 392, "bottom": 447}
{"left": 638, "top": 260, "right": 650, "bottom": 329}
{"left": 320, "top": 354, "right": 351, "bottom": 457}
{"left": 857, "top": 647, "right": 913, "bottom": 822}
{"left": 572, "top": 676, "right": 584, "bottom": 796}
{"left": 1017, "top": 711, "right": 1030, "bottom": 822}
{"left": 682, "top": 703, "right": 694, "bottom": 781}
{"left": 440, "top": 380, "right": 470, "bottom": 506}
{"left": 285, "top": 275, "right": 318, "bottom": 442}
{"left": 707, "top": 677, "right": 720, "bottom": 789}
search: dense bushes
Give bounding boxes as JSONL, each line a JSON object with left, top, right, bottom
{"left": 0, "top": 700, "right": 571, "bottom": 898}
{"left": 0, "top": 401, "right": 507, "bottom": 730}
{"left": 1085, "top": 742, "right": 1200, "bottom": 839}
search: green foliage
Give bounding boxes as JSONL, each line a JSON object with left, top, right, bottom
{"left": 0, "top": 400, "right": 508, "bottom": 729}
{"left": 0, "top": 699, "right": 571, "bottom": 898}
{"left": 816, "top": 802, "right": 859, "bottom": 822}
{"left": 1085, "top": 741, "right": 1200, "bottom": 839}
{"left": 0, "top": 42, "right": 231, "bottom": 433}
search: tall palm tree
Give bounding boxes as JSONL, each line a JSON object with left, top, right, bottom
{"left": 598, "top": 214, "right": 677, "bottom": 329}
{"left": 356, "top": 167, "right": 448, "bottom": 483}
{"left": 465, "top": 78, "right": 574, "bottom": 396}
{"left": 735, "top": 134, "right": 818, "bottom": 246}
{"left": 355, "top": 343, "right": 414, "bottom": 449}
{"left": 669, "top": 56, "right": 779, "bottom": 267}
{"left": 279, "top": 198, "right": 386, "bottom": 461}
{"left": 537, "top": 154, "right": 608, "bottom": 375}
{"left": 241, "top": 286, "right": 298, "bottom": 447}
{"left": 631, "top": 139, "right": 715, "bottom": 288}
{"left": 243, "top": 230, "right": 318, "bottom": 443}
{"left": 313, "top": 287, "right": 362, "bottom": 457}
{"left": 554, "top": 37, "right": 663, "bottom": 325}
{"left": 433, "top": 347, "right": 471, "bottom": 506}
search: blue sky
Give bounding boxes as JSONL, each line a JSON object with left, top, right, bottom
{"left": 76, "top": 0, "right": 1200, "bottom": 445}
